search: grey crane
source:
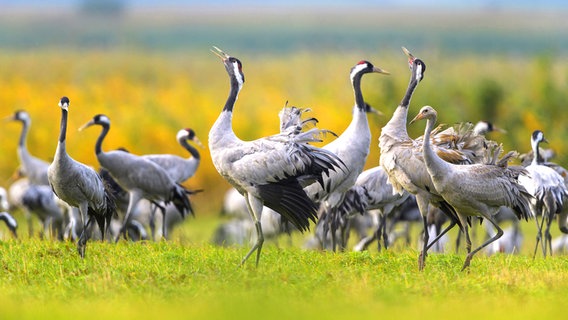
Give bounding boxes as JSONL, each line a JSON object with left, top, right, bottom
{"left": 79, "top": 114, "right": 194, "bottom": 241}
{"left": 141, "top": 128, "right": 203, "bottom": 239}
{"left": 379, "top": 47, "right": 488, "bottom": 270}
{"left": 208, "top": 46, "right": 345, "bottom": 266}
{"left": 302, "top": 60, "right": 389, "bottom": 251}
{"left": 142, "top": 128, "right": 202, "bottom": 183}
{"left": 5, "top": 110, "right": 51, "bottom": 186}
{"left": 47, "top": 97, "right": 116, "bottom": 258}
{"left": 517, "top": 130, "right": 568, "bottom": 257}
{"left": 21, "top": 183, "right": 66, "bottom": 240}
{"left": 410, "top": 105, "right": 532, "bottom": 270}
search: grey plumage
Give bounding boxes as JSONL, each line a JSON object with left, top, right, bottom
{"left": 47, "top": 96, "right": 116, "bottom": 258}
{"left": 411, "top": 105, "right": 533, "bottom": 270}
{"left": 21, "top": 184, "right": 65, "bottom": 240}
{"left": 208, "top": 46, "right": 345, "bottom": 266}
{"left": 302, "top": 60, "right": 388, "bottom": 251}
{"left": 6, "top": 110, "right": 50, "bottom": 186}
{"left": 142, "top": 128, "right": 202, "bottom": 183}
{"left": 79, "top": 114, "right": 193, "bottom": 241}
{"left": 319, "top": 166, "right": 410, "bottom": 251}
{"left": 518, "top": 130, "right": 568, "bottom": 257}
{"left": 379, "top": 47, "right": 489, "bottom": 270}
{"left": 140, "top": 128, "right": 203, "bottom": 239}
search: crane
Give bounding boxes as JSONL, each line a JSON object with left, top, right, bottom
{"left": 208, "top": 46, "right": 345, "bottom": 266}
{"left": 79, "top": 114, "right": 194, "bottom": 242}
{"left": 303, "top": 60, "right": 388, "bottom": 251}
{"left": 517, "top": 130, "right": 568, "bottom": 257}
{"left": 47, "top": 97, "right": 116, "bottom": 258}
{"left": 5, "top": 110, "right": 51, "bottom": 186}
{"left": 379, "top": 47, "right": 487, "bottom": 270}
{"left": 410, "top": 105, "right": 532, "bottom": 270}
{"left": 142, "top": 128, "right": 202, "bottom": 183}
{"left": 141, "top": 128, "right": 203, "bottom": 238}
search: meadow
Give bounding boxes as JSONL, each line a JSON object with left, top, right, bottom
{"left": 1, "top": 216, "right": 568, "bottom": 320}
{"left": 1, "top": 7, "right": 568, "bottom": 319}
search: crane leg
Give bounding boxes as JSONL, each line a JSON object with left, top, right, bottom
{"left": 116, "top": 192, "right": 142, "bottom": 242}
{"left": 425, "top": 219, "right": 456, "bottom": 252}
{"left": 77, "top": 203, "right": 91, "bottom": 258}
{"left": 533, "top": 205, "right": 545, "bottom": 259}
{"left": 544, "top": 213, "right": 554, "bottom": 257}
{"left": 416, "top": 196, "right": 430, "bottom": 271}
{"left": 462, "top": 215, "right": 503, "bottom": 271}
{"left": 159, "top": 203, "right": 168, "bottom": 240}
{"left": 149, "top": 204, "right": 157, "bottom": 240}
{"left": 240, "top": 194, "right": 264, "bottom": 267}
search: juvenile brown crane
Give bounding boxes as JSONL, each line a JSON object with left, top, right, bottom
{"left": 411, "top": 105, "right": 533, "bottom": 270}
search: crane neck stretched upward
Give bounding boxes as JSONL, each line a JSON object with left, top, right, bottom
{"left": 222, "top": 65, "right": 243, "bottom": 113}
{"left": 93, "top": 122, "right": 110, "bottom": 156}
{"left": 351, "top": 70, "right": 367, "bottom": 112}
{"left": 58, "top": 107, "right": 68, "bottom": 144}
{"left": 400, "top": 68, "right": 420, "bottom": 108}
{"left": 17, "top": 117, "right": 30, "bottom": 148}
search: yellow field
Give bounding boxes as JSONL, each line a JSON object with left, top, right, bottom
{"left": 1, "top": 47, "right": 567, "bottom": 216}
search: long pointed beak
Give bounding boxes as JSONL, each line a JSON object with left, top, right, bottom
{"left": 3, "top": 115, "right": 15, "bottom": 122}
{"left": 402, "top": 46, "right": 416, "bottom": 63}
{"left": 193, "top": 136, "right": 205, "bottom": 148}
{"left": 493, "top": 126, "right": 507, "bottom": 133}
{"left": 211, "top": 46, "right": 229, "bottom": 61}
{"left": 373, "top": 66, "right": 390, "bottom": 75}
{"left": 369, "top": 106, "right": 384, "bottom": 116}
{"left": 78, "top": 120, "right": 95, "bottom": 131}
{"left": 409, "top": 113, "right": 423, "bottom": 125}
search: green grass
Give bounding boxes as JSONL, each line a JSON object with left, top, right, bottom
{"left": 1, "top": 215, "right": 568, "bottom": 320}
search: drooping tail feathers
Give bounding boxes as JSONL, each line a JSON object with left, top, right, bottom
{"left": 169, "top": 183, "right": 201, "bottom": 218}
{"left": 90, "top": 182, "right": 117, "bottom": 241}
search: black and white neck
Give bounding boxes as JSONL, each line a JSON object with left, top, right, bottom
{"left": 222, "top": 57, "right": 244, "bottom": 113}
{"left": 57, "top": 97, "right": 70, "bottom": 145}
{"left": 178, "top": 128, "right": 201, "bottom": 160}
{"left": 531, "top": 130, "right": 546, "bottom": 166}
{"left": 400, "top": 47, "right": 426, "bottom": 108}
{"left": 350, "top": 60, "right": 388, "bottom": 113}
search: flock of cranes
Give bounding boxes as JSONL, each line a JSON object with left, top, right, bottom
{"left": 1, "top": 46, "right": 568, "bottom": 271}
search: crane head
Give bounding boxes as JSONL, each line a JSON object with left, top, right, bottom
{"left": 212, "top": 46, "right": 245, "bottom": 85}
{"left": 402, "top": 46, "right": 426, "bottom": 83}
{"left": 410, "top": 105, "right": 437, "bottom": 125}
{"left": 58, "top": 96, "right": 70, "bottom": 110}
{"left": 178, "top": 128, "right": 204, "bottom": 148}
{"left": 79, "top": 114, "right": 110, "bottom": 131}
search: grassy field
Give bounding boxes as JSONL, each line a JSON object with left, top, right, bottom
{"left": 1, "top": 214, "right": 568, "bottom": 320}
{"left": 1, "top": 7, "right": 568, "bottom": 320}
